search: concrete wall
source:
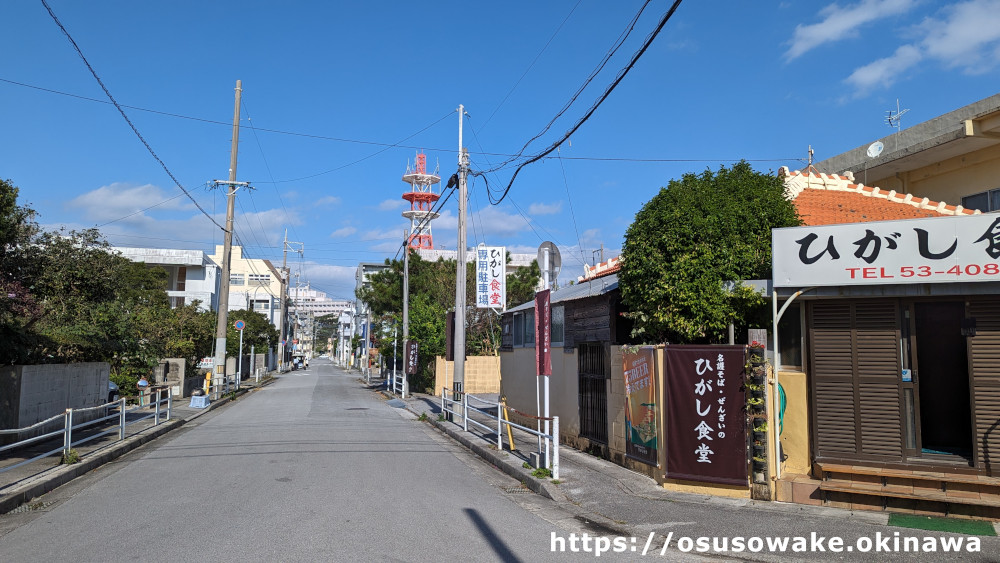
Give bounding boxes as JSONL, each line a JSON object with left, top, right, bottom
{"left": 435, "top": 355, "right": 502, "bottom": 395}
{"left": 864, "top": 143, "right": 1000, "bottom": 208}
{"left": 0, "top": 363, "right": 109, "bottom": 433}
{"left": 499, "top": 347, "right": 580, "bottom": 441}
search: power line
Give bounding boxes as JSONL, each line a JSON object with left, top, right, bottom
{"left": 479, "top": 0, "right": 583, "bottom": 131}
{"left": 1, "top": 78, "right": 801, "bottom": 167}
{"left": 40, "top": 0, "right": 225, "bottom": 232}
{"left": 556, "top": 147, "right": 586, "bottom": 267}
{"left": 475, "top": 0, "right": 686, "bottom": 205}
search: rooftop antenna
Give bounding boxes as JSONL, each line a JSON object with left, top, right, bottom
{"left": 885, "top": 98, "right": 910, "bottom": 152}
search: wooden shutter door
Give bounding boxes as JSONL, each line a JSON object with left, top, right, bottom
{"left": 810, "top": 300, "right": 903, "bottom": 462}
{"left": 969, "top": 298, "right": 1000, "bottom": 474}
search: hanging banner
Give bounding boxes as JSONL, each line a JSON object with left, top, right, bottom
{"left": 476, "top": 246, "right": 506, "bottom": 309}
{"left": 665, "top": 345, "right": 747, "bottom": 486}
{"left": 404, "top": 340, "right": 419, "bottom": 375}
{"left": 622, "top": 346, "right": 658, "bottom": 466}
{"left": 535, "top": 289, "right": 551, "bottom": 376}
{"left": 445, "top": 311, "right": 455, "bottom": 362}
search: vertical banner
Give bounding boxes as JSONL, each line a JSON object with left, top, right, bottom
{"left": 535, "top": 289, "right": 551, "bottom": 376}
{"left": 476, "top": 246, "right": 506, "bottom": 308}
{"left": 622, "top": 346, "right": 658, "bottom": 465}
{"left": 665, "top": 345, "right": 747, "bottom": 486}
{"left": 404, "top": 340, "right": 419, "bottom": 375}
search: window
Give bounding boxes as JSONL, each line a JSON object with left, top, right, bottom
{"left": 962, "top": 188, "right": 1000, "bottom": 213}
{"left": 513, "top": 313, "right": 524, "bottom": 347}
{"left": 230, "top": 273, "right": 245, "bottom": 286}
{"left": 248, "top": 273, "right": 270, "bottom": 286}
{"left": 176, "top": 266, "right": 186, "bottom": 292}
{"left": 778, "top": 304, "right": 802, "bottom": 369}
{"left": 552, "top": 305, "right": 565, "bottom": 346}
{"left": 524, "top": 310, "right": 535, "bottom": 346}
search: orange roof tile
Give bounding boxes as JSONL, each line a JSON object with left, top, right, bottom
{"left": 779, "top": 167, "right": 980, "bottom": 226}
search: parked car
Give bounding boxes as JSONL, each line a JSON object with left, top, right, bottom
{"left": 108, "top": 381, "right": 120, "bottom": 403}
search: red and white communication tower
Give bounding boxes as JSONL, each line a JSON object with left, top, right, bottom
{"left": 401, "top": 152, "right": 441, "bottom": 249}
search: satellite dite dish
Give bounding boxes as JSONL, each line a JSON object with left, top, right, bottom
{"left": 867, "top": 141, "right": 884, "bottom": 158}
{"left": 537, "top": 241, "right": 561, "bottom": 288}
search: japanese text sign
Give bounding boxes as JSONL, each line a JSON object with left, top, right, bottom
{"left": 773, "top": 214, "right": 1000, "bottom": 287}
{"left": 622, "top": 347, "right": 658, "bottom": 466}
{"left": 404, "top": 340, "right": 419, "bottom": 375}
{"left": 665, "top": 345, "right": 747, "bottom": 486}
{"left": 535, "top": 289, "right": 551, "bottom": 376}
{"left": 476, "top": 246, "right": 506, "bottom": 309}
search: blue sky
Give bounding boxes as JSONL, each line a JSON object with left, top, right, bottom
{"left": 3, "top": 1, "right": 1000, "bottom": 301}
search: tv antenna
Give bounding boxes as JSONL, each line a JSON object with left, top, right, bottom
{"left": 884, "top": 98, "right": 910, "bottom": 152}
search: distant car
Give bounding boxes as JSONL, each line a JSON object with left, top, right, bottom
{"left": 108, "top": 381, "right": 120, "bottom": 403}
{"left": 319, "top": 354, "right": 328, "bottom": 359}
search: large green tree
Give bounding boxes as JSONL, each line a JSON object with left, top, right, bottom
{"left": 357, "top": 251, "right": 540, "bottom": 390}
{"left": 619, "top": 161, "right": 800, "bottom": 343}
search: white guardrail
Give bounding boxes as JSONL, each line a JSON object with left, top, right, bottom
{"left": 0, "top": 389, "right": 172, "bottom": 475}
{"left": 388, "top": 371, "right": 408, "bottom": 398}
{"left": 440, "top": 387, "right": 560, "bottom": 480}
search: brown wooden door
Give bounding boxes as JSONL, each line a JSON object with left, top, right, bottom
{"left": 809, "top": 300, "right": 904, "bottom": 463}
{"left": 969, "top": 299, "right": 1000, "bottom": 474}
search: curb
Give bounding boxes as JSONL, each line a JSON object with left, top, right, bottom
{"left": 0, "top": 379, "right": 273, "bottom": 515}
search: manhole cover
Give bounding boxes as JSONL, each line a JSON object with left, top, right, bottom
{"left": 345, "top": 407, "right": 369, "bottom": 411}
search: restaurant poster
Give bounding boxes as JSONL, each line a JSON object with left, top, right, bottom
{"left": 665, "top": 345, "right": 747, "bottom": 485}
{"left": 622, "top": 346, "right": 658, "bottom": 466}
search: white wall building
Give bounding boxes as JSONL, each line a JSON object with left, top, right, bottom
{"left": 113, "top": 247, "right": 220, "bottom": 311}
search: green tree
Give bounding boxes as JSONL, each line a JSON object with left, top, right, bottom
{"left": 619, "top": 161, "right": 800, "bottom": 343}
{"left": 225, "top": 309, "right": 279, "bottom": 358}
{"left": 0, "top": 179, "right": 43, "bottom": 363}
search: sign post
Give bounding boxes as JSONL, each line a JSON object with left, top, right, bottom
{"left": 535, "top": 289, "right": 551, "bottom": 468}
{"left": 234, "top": 319, "right": 246, "bottom": 391}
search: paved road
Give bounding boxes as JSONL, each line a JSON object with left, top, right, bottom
{"left": 0, "top": 360, "right": 577, "bottom": 562}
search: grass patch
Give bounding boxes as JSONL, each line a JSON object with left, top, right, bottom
{"left": 888, "top": 513, "right": 997, "bottom": 536}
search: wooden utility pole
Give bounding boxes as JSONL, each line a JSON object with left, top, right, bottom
{"left": 210, "top": 80, "right": 244, "bottom": 395}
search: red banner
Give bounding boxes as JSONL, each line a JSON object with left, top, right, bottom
{"left": 665, "top": 345, "right": 747, "bottom": 486}
{"left": 535, "top": 290, "right": 551, "bottom": 376}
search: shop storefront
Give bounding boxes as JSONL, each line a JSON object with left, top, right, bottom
{"left": 773, "top": 213, "right": 1000, "bottom": 514}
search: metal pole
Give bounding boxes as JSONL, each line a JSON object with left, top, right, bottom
{"left": 64, "top": 409, "right": 72, "bottom": 458}
{"left": 454, "top": 105, "right": 467, "bottom": 397}
{"left": 463, "top": 393, "right": 469, "bottom": 432}
{"left": 154, "top": 389, "right": 161, "bottom": 425}
{"left": 393, "top": 324, "right": 398, "bottom": 394}
{"left": 553, "top": 416, "right": 560, "bottom": 480}
{"left": 167, "top": 392, "right": 172, "bottom": 421}
{"left": 119, "top": 398, "right": 126, "bottom": 440}
{"left": 238, "top": 327, "right": 244, "bottom": 390}
{"left": 543, "top": 247, "right": 550, "bottom": 468}
{"left": 497, "top": 400, "right": 503, "bottom": 450}
{"left": 211, "top": 79, "right": 242, "bottom": 396}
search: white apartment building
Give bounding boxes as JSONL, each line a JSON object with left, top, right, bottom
{"left": 208, "top": 245, "right": 284, "bottom": 331}
{"left": 113, "top": 247, "right": 220, "bottom": 311}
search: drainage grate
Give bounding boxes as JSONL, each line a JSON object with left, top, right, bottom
{"left": 10, "top": 501, "right": 53, "bottom": 514}
{"left": 501, "top": 485, "right": 532, "bottom": 495}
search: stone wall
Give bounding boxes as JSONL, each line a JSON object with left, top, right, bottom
{"left": 0, "top": 363, "right": 110, "bottom": 442}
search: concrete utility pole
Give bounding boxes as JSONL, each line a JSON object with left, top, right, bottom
{"left": 210, "top": 80, "right": 243, "bottom": 395}
{"left": 453, "top": 105, "right": 468, "bottom": 395}
{"left": 403, "top": 230, "right": 410, "bottom": 341}
{"left": 280, "top": 230, "right": 303, "bottom": 368}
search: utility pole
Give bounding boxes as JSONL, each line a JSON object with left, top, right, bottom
{"left": 453, "top": 104, "right": 468, "bottom": 396}
{"left": 280, "top": 230, "right": 303, "bottom": 369}
{"left": 403, "top": 229, "right": 410, "bottom": 341}
{"left": 210, "top": 80, "right": 243, "bottom": 396}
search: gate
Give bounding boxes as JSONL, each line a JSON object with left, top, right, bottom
{"left": 578, "top": 342, "right": 608, "bottom": 443}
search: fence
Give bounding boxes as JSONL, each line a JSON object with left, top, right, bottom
{"left": 440, "top": 387, "right": 560, "bottom": 480}
{"left": 0, "top": 389, "right": 172, "bottom": 475}
{"left": 389, "top": 371, "right": 408, "bottom": 398}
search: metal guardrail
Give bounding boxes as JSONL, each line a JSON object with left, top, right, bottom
{"left": 440, "top": 387, "right": 560, "bottom": 480}
{"left": 0, "top": 389, "right": 172, "bottom": 475}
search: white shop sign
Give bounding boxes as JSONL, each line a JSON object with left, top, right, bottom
{"left": 772, "top": 214, "right": 1000, "bottom": 287}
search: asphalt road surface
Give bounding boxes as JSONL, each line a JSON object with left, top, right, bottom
{"left": 0, "top": 359, "right": 573, "bottom": 562}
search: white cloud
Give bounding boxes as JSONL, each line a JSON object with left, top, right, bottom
{"left": 314, "top": 195, "right": 341, "bottom": 207}
{"left": 68, "top": 183, "right": 191, "bottom": 222}
{"left": 919, "top": 0, "right": 1000, "bottom": 72}
{"left": 844, "top": 44, "right": 923, "bottom": 94}
{"left": 330, "top": 226, "right": 358, "bottom": 238}
{"left": 528, "top": 201, "right": 563, "bottom": 215}
{"left": 785, "top": 0, "right": 917, "bottom": 60}
{"left": 298, "top": 262, "right": 359, "bottom": 301}
{"left": 378, "top": 199, "right": 406, "bottom": 211}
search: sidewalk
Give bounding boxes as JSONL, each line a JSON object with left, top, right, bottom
{"left": 0, "top": 375, "right": 276, "bottom": 514}
{"left": 371, "top": 381, "right": 1000, "bottom": 558}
